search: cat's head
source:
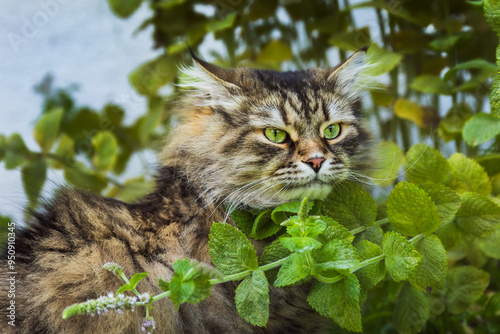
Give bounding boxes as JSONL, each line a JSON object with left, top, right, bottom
{"left": 162, "top": 49, "right": 374, "bottom": 209}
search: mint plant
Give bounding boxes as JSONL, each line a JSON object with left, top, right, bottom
{"left": 61, "top": 144, "right": 500, "bottom": 333}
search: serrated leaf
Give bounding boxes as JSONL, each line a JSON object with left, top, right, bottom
{"left": 418, "top": 183, "right": 462, "bottom": 224}
{"left": 353, "top": 225, "right": 384, "bottom": 247}
{"left": 274, "top": 252, "right": 312, "bottom": 287}
{"left": 387, "top": 182, "right": 441, "bottom": 236}
{"left": 462, "top": 113, "right": 500, "bottom": 146}
{"left": 484, "top": 0, "right": 500, "bottom": 36}
{"left": 287, "top": 216, "right": 326, "bottom": 238}
{"left": 235, "top": 268, "right": 269, "bottom": 327}
{"left": 107, "top": 0, "right": 143, "bottom": 18}
{"left": 491, "top": 73, "right": 500, "bottom": 118}
{"left": 313, "top": 239, "right": 361, "bottom": 274}
{"left": 478, "top": 228, "right": 500, "bottom": 259}
{"left": 445, "top": 266, "right": 490, "bottom": 314}
{"left": 280, "top": 236, "right": 322, "bottom": 253}
{"left": 307, "top": 280, "right": 331, "bottom": 317}
{"left": 158, "top": 278, "right": 170, "bottom": 292}
{"left": 117, "top": 272, "right": 149, "bottom": 294}
{"left": 229, "top": 209, "right": 254, "bottom": 236}
{"left": 409, "top": 235, "right": 447, "bottom": 292}
{"left": 434, "top": 222, "right": 462, "bottom": 250}
{"left": 370, "top": 141, "right": 405, "bottom": 186}
{"left": 365, "top": 43, "right": 403, "bottom": 76}
{"left": 355, "top": 240, "right": 385, "bottom": 289}
{"left": 455, "top": 193, "right": 500, "bottom": 237}
{"left": 169, "top": 258, "right": 212, "bottom": 309}
{"left": 329, "top": 274, "right": 362, "bottom": 332}
{"left": 34, "top": 108, "right": 64, "bottom": 153}
{"left": 322, "top": 216, "right": 354, "bottom": 242}
{"left": 4, "top": 133, "right": 29, "bottom": 170}
{"left": 405, "top": 144, "right": 453, "bottom": 186}
{"left": 393, "top": 284, "right": 430, "bottom": 334}
{"left": 323, "top": 181, "right": 377, "bottom": 229}
{"left": 448, "top": 153, "right": 491, "bottom": 195}
{"left": 21, "top": 159, "right": 47, "bottom": 205}
{"left": 209, "top": 223, "right": 258, "bottom": 275}
{"left": 383, "top": 231, "right": 422, "bottom": 282}
{"left": 91, "top": 131, "right": 118, "bottom": 172}
{"left": 259, "top": 239, "right": 291, "bottom": 284}
{"left": 252, "top": 209, "right": 282, "bottom": 240}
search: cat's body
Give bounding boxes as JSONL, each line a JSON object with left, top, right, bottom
{"left": 0, "top": 49, "right": 373, "bottom": 333}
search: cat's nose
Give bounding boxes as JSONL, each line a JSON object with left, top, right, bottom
{"left": 304, "top": 156, "right": 325, "bottom": 173}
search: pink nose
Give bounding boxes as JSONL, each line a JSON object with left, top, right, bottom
{"left": 304, "top": 157, "right": 325, "bottom": 173}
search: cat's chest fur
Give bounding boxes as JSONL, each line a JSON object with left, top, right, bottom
{"left": 0, "top": 167, "right": 325, "bottom": 334}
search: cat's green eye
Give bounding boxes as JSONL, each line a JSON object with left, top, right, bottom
{"left": 324, "top": 124, "right": 341, "bottom": 140}
{"left": 264, "top": 128, "right": 288, "bottom": 143}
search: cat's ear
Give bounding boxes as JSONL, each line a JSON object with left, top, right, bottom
{"left": 326, "top": 47, "right": 369, "bottom": 96}
{"left": 189, "top": 49, "right": 243, "bottom": 92}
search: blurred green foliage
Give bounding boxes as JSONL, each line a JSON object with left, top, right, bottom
{"left": 1, "top": 0, "right": 500, "bottom": 332}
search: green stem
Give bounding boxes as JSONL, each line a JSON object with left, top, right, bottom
{"left": 119, "top": 271, "right": 141, "bottom": 298}
{"left": 349, "top": 218, "right": 390, "bottom": 235}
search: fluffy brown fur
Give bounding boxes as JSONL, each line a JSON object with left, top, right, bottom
{"left": 0, "top": 49, "right": 373, "bottom": 333}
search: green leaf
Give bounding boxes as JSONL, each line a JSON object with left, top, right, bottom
{"left": 462, "top": 113, "right": 500, "bottom": 146}
{"left": 235, "top": 268, "right": 269, "bottom": 327}
{"left": 443, "top": 59, "right": 498, "bottom": 82}
{"left": 229, "top": 209, "right": 255, "bottom": 236}
{"left": 323, "top": 181, "right": 377, "bottom": 229}
{"left": 433, "top": 222, "right": 462, "bottom": 250}
{"left": 274, "top": 252, "right": 312, "bottom": 287}
{"left": 365, "top": 43, "right": 403, "bottom": 76}
{"left": 0, "top": 134, "right": 5, "bottom": 161}
{"left": 307, "top": 280, "right": 331, "bottom": 317}
{"left": 353, "top": 225, "right": 384, "bottom": 247}
{"left": 322, "top": 216, "right": 354, "bottom": 243}
{"left": 324, "top": 274, "right": 363, "bottom": 332}
{"left": 405, "top": 144, "right": 453, "bottom": 186}
{"left": 34, "top": 108, "right": 64, "bottom": 153}
{"left": 107, "top": 0, "right": 143, "bottom": 18}
{"left": 370, "top": 141, "right": 405, "bottom": 186}
{"left": 410, "top": 75, "right": 452, "bottom": 95}
{"left": 158, "top": 278, "right": 170, "bottom": 292}
{"left": 280, "top": 236, "right": 322, "bottom": 253}
{"left": 455, "top": 193, "right": 500, "bottom": 237}
{"left": 169, "top": 259, "right": 212, "bottom": 309}
{"left": 107, "top": 176, "right": 154, "bottom": 203}
{"left": 491, "top": 73, "right": 500, "bottom": 118}
{"left": 258, "top": 40, "right": 293, "bottom": 62}
{"left": 4, "top": 134, "right": 29, "bottom": 170}
{"left": 117, "top": 272, "right": 149, "bottom": 294}
{"left": 206, "top": 13, "right": 237, "bottom": 32}
{"left": 137, "top": 97, "right": 164, "bottom": 146}
{"left": 21, "top": 159, "right": 47, "bottom": 204}
{"left": 484, "top": 0, "right": 500, "bottom": 36}
{"left": 409, "top": 235, "right": 447, "bottom": 292}
{"left": 271, "top": 200, "right": 313, "bottom": 224}
{"left": 383, "top": 231, "right": 422, "bottom": 282}
{"left": 355, "top": 240, "right": 385, "bottom": 289}
{"left": 129, "top": 55, "right": 177, "bottom": 96}
{"left": 328, "top": 27, "right": 371, "bottom": 52}
{"left": 259, "top": 239, "right": 290, "bottom": 284}
{"left": 478, "top": 228, "right": 500, "bottom": 259}
{"left": 387, "top": 182, "right": 441, "bottom": 236}
{"left": 444, "top": 266, "right": 490, "bottom": 314}
{"left": 393, "top": 98, "right": 433, "bottom": 127}
{"left": 393, "top": 284, "right": 430, "bottom": 334}
{"left": 438, "top": 102, "right": 473, "bottom": 142}
{"left": 91, "top": 131, "right": 118, "bottom": 172}
{"left": 313, "top": 239, "right": 361, "bottom": 273}
{"left": 448, "top": 153, "right": 491, "bottom": 195}
{"left": 64, "top": 163, "right": 107, "bottom": 193}
{"left": 51, "top": 134, "right": 74, "bottom": 169}
{"left": 418, "top": 183, "right": 462, "bottom": 224}
{"left": 252, "top": 209, "right": 281, "bottom": 240}
{"left": 209, "top": 223, "right": 258, "bottom": 275}
{"left": 286, "top": 216, "right": 327, "bottom": 239}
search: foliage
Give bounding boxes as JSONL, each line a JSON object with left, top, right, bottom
{"left": 62, "top": 146, "right": 500, "bottom": 332}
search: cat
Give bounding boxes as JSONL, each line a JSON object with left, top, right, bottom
{"left": 0, "top": 48, "right": 373, "bottom": 333}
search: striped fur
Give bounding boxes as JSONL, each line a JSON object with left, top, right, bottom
{"left": 0, "top": 50, "right": 373, "bottom": 333}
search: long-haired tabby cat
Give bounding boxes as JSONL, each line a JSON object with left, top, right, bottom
{"left": 0, "top": 48, "right": 373, "bottom": 333}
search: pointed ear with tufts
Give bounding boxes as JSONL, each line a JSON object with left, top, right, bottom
{"left": 189, "top": 49, "right": 243, "bottom": 92}
{"left": 325, "top": 47, "right": 369, "bottom": 96}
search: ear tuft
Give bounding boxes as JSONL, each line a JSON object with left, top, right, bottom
{"left": 188, "top": 49, "right": 242, "bottom": 90}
